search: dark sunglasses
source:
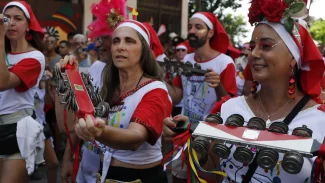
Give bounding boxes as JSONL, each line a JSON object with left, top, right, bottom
{"left": 176, "top": 49, "right": 186, "bottom": 52}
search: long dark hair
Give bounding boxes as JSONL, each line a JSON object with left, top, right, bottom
{"left": 4, "top": 5, "right": 44, "bottom": 53}
{"left": 100, "top": 32, "right": 163, "bottom": 105}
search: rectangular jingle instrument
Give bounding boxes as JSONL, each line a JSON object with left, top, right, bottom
{"left": 190, "top": 121, "right": 321, "bottom": 158}
{"left": 158, "top": 58, "right": 208, "bottom": 76}
{"left": 56, "top": 65, "right": 97, "bottom": 122}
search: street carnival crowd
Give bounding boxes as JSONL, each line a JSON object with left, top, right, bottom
{"left": 0, "top": 0, "right": 325, "bottom": 183}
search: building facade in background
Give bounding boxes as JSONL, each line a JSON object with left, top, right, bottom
{"left": 0, "top": 0, "right": 188, "bottom": 41}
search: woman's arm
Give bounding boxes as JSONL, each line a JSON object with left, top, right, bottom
{"left": 77, "top": 88, "right": 173, "bottom": 151}
{"left": 96, "top": 122, "right": 148, "bottom": 151}
{"left": 0, "top": 25, "right": 20, "bottom": 90}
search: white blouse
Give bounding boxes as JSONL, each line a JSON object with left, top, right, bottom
{"left": 220, "top": 96, "right": 325, "bottom": 183}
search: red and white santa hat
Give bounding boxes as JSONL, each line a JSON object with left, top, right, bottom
{"left": 3, "top": 1, "right": 44, "bottom": 38}
{"left": 175, "top": 41, "right": 195, "bottom": 54}
{"left": 191, "top": 12, "right": 229, "bottom": 53}
{"left": 142, "top": 22, "right": 165, "bottom": 58}
{"left": 248, "top": 0, "right": 325, "bottom": 102}
{"left": 257, "top": 21, "right": 324, "bottom": 101}
{"left": 175, "top": 43, "right": 187, "bottom": 51}
{"left": 114, "top": 20, "right": 150, "bottom": 46}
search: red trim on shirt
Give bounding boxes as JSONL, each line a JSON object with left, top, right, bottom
{"left": 172, "top": 76, "right": 182, "bottom": 89}
{"left": 112, "top": 80, "right": 157, "bottom": 105}
{"left": 9, "top": 58, "right": 41, "bottom": 92}
{"left": 131, "top": 88, "right": 172, "bottom": 145}
{"left": 220, "top": 63, "right": 237, "bottom": 96}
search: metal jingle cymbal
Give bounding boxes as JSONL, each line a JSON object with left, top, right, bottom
{"left": 177, "top": 67, "right": 183, "bottom": 76}
{"left": 192, "top": 144, "right": 208, "bottom": 165}
{"left": 193, "top": 140, "right": 206, "bottom": 150}
{"left": 205, "top": 113, "right": 223, "bottom": 124}
{"left": 193, "top": 140, "right": 209, "bottom": 156}
{"left": 233, "top": 147, "right": 254, "bottom": 164}
{"left": 57, "top": 80, "right": 66, "bottom": 94}
{"left": 61, "top": 90, "right": 69, "bottom": 104}
{"left": 247, "top": 117, "right": 266, "bottom": 130}
{"left": 282, "top": 151, "right": 304, "bottom": 174}
{"left": 182, "top": 70, "right": 192, "bottom": 77}
{"left": 257, "top": 148, "right": 279, "bottom": 170}
{"left": 86, "top": 85, "right": 93, "bottom": 94}
{"left": 96, "top": 102, "right": 110, "bottom": 118}
{"left": 199, "top": 152, "right": 208, "bottom": 166}
{"left": 212, "top": 143, "right": 231, "bottom": 159}
{"left": 185, "top": 61, "right": 193, "bottom": 68}
{"left": 194, "top": 137, "right": 210, "bottom": 150}
{"left": 292, "top": 125, "right": 313, "bottom": 138}
{"left": 67, "top": 91, "right": 74, "bottom": 110}
{"left": 170, "top": 66, "right": 175, "bottom": 73}
{"left": 53, "top": 67, "right": 61, "bottom": 81}
{"left": 72, "top": 97, "right": 78, "bottom": 112}
{"left": 67, "top": 91, "right": 76, "bottom": 111}
{"left": 96, "top": 93, "right": 103, "bottom": 103}
{"left": 268, "top": 122, "right": 289, "bottom": 134}
{"left": 225, "top": 114, "right": 245, "bottom": 127}
{"left": 194, "top": 63, "right": 201, "bottom": 69}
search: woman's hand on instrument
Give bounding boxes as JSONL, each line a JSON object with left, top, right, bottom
{"left": 75, "top": 115, "right": 106, "bottom": 141}
{"left": 55, "top": 55, "right": 79, "bottom": 71}
{"left": 163, "top": 115, "right": 189, "bottom": 142}
{"left": 205, "top": 68, "right": 220, "bottom": 88}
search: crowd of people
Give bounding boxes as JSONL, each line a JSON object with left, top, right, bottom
{"left": 0, "top": 0, "right": 324, "bottom": 183}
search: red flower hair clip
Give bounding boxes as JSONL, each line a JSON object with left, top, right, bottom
{"left": 248, "top": 0, "right": 305, "bottom": 32}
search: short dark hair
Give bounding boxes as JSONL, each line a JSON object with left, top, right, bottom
{"left": 47, "top": 34, "right": 58, "bottom": 41}
{"left": 67, "top": 32, "right": 77, "bottom": 40}
{"left": 59, "top": 40, "right": 71, "bottom": 48}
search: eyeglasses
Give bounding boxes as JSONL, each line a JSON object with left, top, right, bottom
{"left": 176, "top": 49, "right": 186, "bottom": 52}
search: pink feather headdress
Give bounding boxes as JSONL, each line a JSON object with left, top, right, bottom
{"left": 87, "top": 0, "right": 127, "bottom": 40}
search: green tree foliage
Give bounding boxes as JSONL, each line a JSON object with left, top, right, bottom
{"left": 310, "top": 18, "right": 325, "bottom": 45}
{"left": 188, "top": 0, "right": 248, "bottom": 45}
{"left": 221, "top": 14, "right": 249, "bottom": 45}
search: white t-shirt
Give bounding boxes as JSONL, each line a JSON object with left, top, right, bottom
{"left": 0, "top": 51, "right": 45, "bottom": 115}
{"left": 87, "top": 60, "right": 106, "bottom": 89}
{"left": 180, "top": 53, "right": 236, "bottom": 123}
{"left": 34, "top": 88, "right": 46, "bottom": 125}
{"left": 220, "top": 96, "right": 325, "bottom": 183}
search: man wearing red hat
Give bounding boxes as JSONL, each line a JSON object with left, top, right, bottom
{"left": 165, "top": 11, "right": 237, "bottom": 182}
{"left": 174, "top": 41, "right": 195, "bottom": 61}
{"left": 166, "top": 11, "right": 237, "bottom": 122}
